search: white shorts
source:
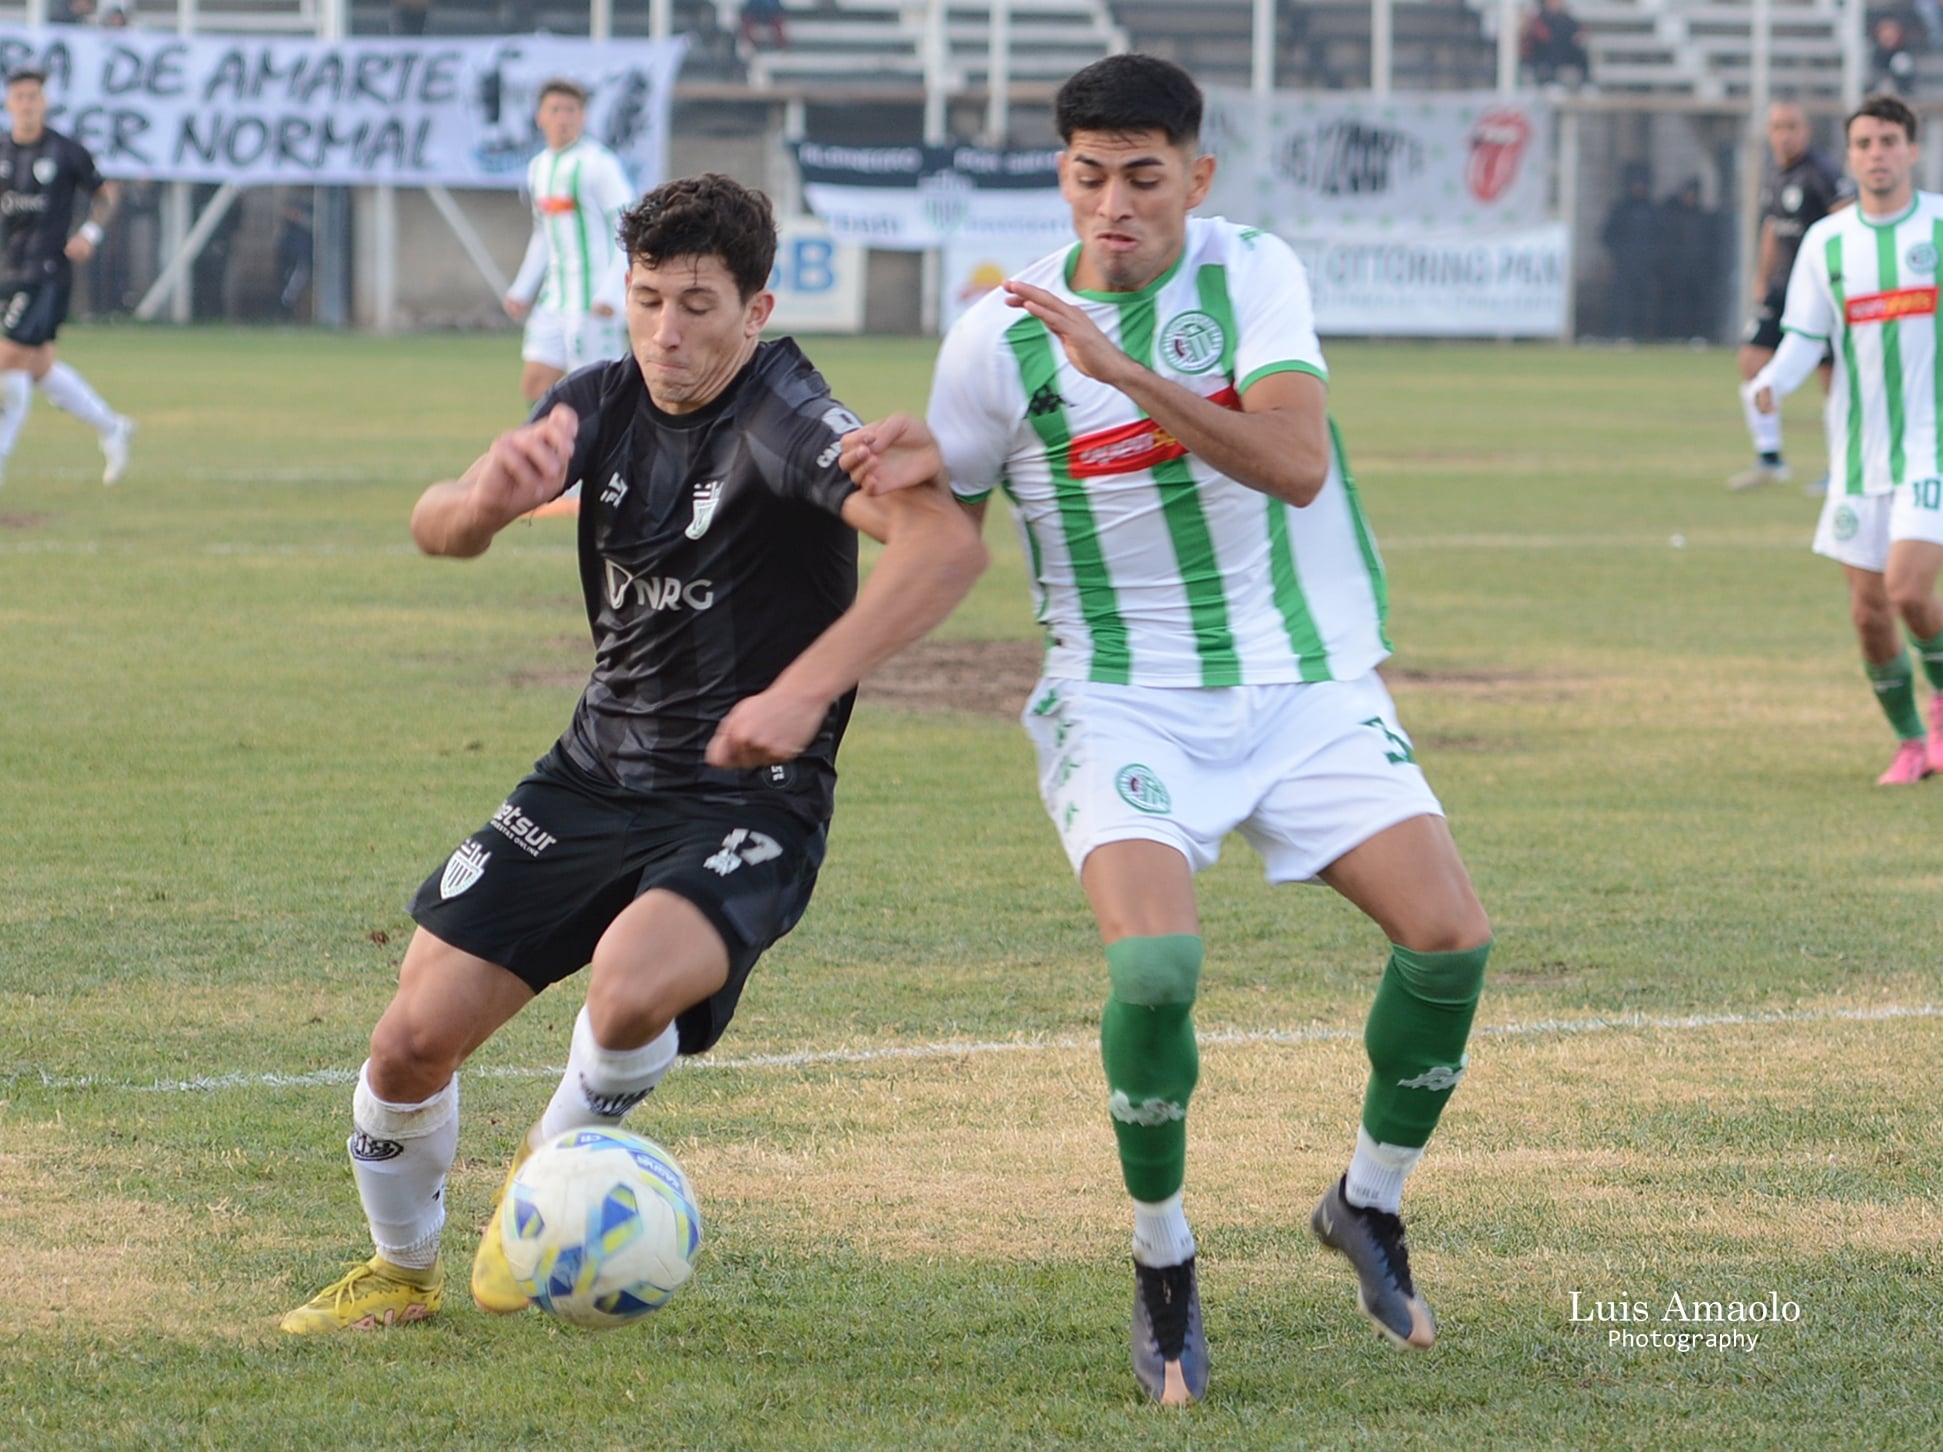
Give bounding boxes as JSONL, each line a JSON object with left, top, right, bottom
{"left": 1021, "top": 672, "right": 1445, "bottom": 883}
{"left": 1812, "top": 478, "right": 1943, "bottom": 571}
{"left": 521, "top": 306, "right": 624, "bottom": 373}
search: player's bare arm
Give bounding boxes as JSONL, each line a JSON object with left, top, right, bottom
{"left": 706, "top": 474, "right": 986, "bottom": 768}
{"left": 64, "top": 180, "right": 116, "bottom": 264}
{"left": 411, "top": 403, "right": 579, "bottom": 558}
{"left": 1005, "top": 277, "right": 1330, "bottom": 506}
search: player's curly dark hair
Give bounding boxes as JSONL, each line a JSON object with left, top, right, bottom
{"left": 1054, "top": 54, "right": 1203, "bottom": 148}
{"left": 1846, "top": 94, "right": 1918, "bottom": 143}
{"left": 617, "top": 174, "right": 777, "bottom": 301}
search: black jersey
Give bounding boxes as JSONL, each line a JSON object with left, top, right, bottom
{"left": 540, "top": 339, "right": 862, "bottom": 821}
{"left": 1760, "top": 147, "right": 1851, "bottom": 292}
{"left": 0, "top": 127, "right": 103, "bottom": 287}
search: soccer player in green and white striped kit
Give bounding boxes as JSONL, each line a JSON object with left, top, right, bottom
{"left": 504, "top": 78, "right": 633, "bottom": 406}
{"left": 842, "top": 54, "right": 1492, "bottom": 1404}
{"left": 1750, "top": 94, "right": 1943, "bottom": 784}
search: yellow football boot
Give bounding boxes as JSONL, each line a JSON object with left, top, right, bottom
{"left": 280, "top": 1255, "right": 443, "bottom": 1334}
{"left": 471, "top": 1124, "right": 544, "bottom": 1314}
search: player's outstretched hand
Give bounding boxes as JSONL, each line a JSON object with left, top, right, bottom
{"left": 1004, "top": 279, "right": 1131, "bottom": 387}
{"left": 705, "top": 687, "right": 826, "bottom": 770}
{"left": 839, "top": 413, "right": 944, "bottom": 496}
{"left": 1741, "top": 378, "right": 1777, "bottom": 415}
{"left": 480, "top": 403, "right": 579, "bottom": 522}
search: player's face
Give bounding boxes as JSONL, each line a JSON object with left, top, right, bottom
{"left": 1846, "top": 116, "right": 1917, "bottom": 206}
{"left": 536, "top": 93, "right": 585, "bottom": 151}
{"left": 1058, "top": 128, "right": 1215, "bottom": 293}
{"left": 5, "top": 80, "right": 46, "bottom": 140}
{"left": 1765, "top": 105, "right": 1808, "bottom": 167}
{"left": 626, "top": 253, "right": 774, "bottom": 414}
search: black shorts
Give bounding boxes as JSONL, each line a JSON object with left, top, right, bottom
{"left": 1741, "top": 284, "right": 1787, "bottom": 351}
{"left": 407, "top": 746, "right": 828, "bottom": 1055}
{"left": 0, "top": 281, "right": 70, "bottom": 347}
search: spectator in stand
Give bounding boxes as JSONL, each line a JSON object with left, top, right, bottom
{"left": 1655, "top": 178, "right": 1722, "bottom": 343}
{"left": 1601, "top": 165, "right": 1659, "bottom": 341}
{"left": 97, "top": 0, "right": 129, "bottom": 24}
{"left": 1523, "top": 0, "right": 1592, "bottom": 89}
{"left": 1871, "top": 16, "right": 1918, "bottom": 96}
{"left": 740, "top": 0, "right": 791, "bottom": 51}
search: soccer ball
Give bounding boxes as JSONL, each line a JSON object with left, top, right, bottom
{"left": 499, "top": 1127, "right": 703, "bottom": 1329}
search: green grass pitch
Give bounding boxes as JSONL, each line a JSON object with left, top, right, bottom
{"left": 0, "top": 326, "right": 1936, "bottom": 1449}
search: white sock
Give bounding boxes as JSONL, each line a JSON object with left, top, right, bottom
{"left": 348, "top": 1064, "right": 459, "bottom": 1270}
{"left": 38, "top": 362, "right": 117, "bottom": 435}
{"left": 1344, "top": 1127, "right": 1424, "bottom": 1215}
{"left": 537, "top": 1007, "right": 679, "bottom": 1141}
{"left": 0, "top": 371, "right": 32, "bottom": 456}
{"left": 1131, "top": 1190, "right": 1197, "bottom": 1268}
{"left": 1741, "top": 384, "right": 1784, "bottom": 457}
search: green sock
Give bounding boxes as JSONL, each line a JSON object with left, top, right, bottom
{"left": 1101, "top": 935, "right": 1202, "bottom": 1203}
{"left": 1912, "top": 629, "right": 1943, "bottom": 691}
{"left": 1360, "top": 941, "right": 1489, "bottom": 1149}
{"left": 1866, "top": 652, "right": 1925, "bottom": 740}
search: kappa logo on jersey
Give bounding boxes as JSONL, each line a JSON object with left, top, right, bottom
{"left": 440, "top": 841, "right": 491, "bottom": 899}
{"left": 1026, "top": 381, "right": 1067, "bottom": 417}
{"left": 1844, "top": 287, "right": 1939, "bottom": 326}
{"left": 703, "top": 827, "right": 783, "bottom": 876}
{"left": 1908, "top": 242, "right": 1940, "bottom": 274}
{"left": 1067, "top": 386, "right": 1240, "bottom": 478}
{"left": 489, "top": 801, "right": 558, "bottom": 857}
{"left": 31, "top": 157, "right": 56, "bottom": 185}
{"left": 600, "top": 472, "right": 628, "bottom": 507}
{"left": 686, "top": 479, "right": 724, "bottom": 539}
{"left": 1114, "top": 763, "right": 1172, "bottom": 814}
{"left": 1159, "top": 311, "right": 1225, "bottom": 374}
{"left": 604, "top": 558, "right": 717, "bottom": 612}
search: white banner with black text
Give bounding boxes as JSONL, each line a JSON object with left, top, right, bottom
{"left": 0, "top": 28, "right": 687, "bottom": 188}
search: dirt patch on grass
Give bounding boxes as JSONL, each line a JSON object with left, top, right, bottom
{"left": 0, "top": 512, "right": 47, "bottom": 530}
{"left": 1383, "top": 666, "right": 1579, "bottom": 704}
{"left": 858, "top": 638, "right": 1043, "bottom": 719}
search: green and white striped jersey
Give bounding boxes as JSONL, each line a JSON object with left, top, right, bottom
{"left": 509, "top": 137, "right": 634, "bottom": 315}
{"left": 1781, "top": 190, "right": 1943, "bottom": 495}
{"left": 928, "top": 216, "right": 1389, "bottom": 687}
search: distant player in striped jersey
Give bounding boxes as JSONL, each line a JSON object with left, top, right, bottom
{"left": 844, "top": 55, "right": 1491, "bottom": 1402}
{"left": 1751, "top": 94, "right": 1943, "bottom": 784}
{"left": 504, "top": 78, "right": 633, "bottom": 405}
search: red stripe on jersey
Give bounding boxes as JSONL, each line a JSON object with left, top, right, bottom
{"left": 1067, "top": 386, "right": 1240, "bottom": 479}
{"left": 536, "top": 196, "right": 578, "bottom": 216}
{"left": 1845, "top": 286, "right": 1939, "bottom": 325}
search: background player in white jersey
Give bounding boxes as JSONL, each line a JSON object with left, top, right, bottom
{"left": 1752, "top": 94, "right": 1943, "bottom": 784}
{"left": 0, "top": 69, "right": 133, "bottom": 489}
{"left": 1730, "top": 101, "right": 1851, "bottom": 494}
{"left": 504, "top": 79, "right": 633, "bottom": 405}
{"left": 844, "top": 55, "right": 1491, "bottom": 1405}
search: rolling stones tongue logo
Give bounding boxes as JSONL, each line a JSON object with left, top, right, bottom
{"left": 1466, "top": 108, "right": 1532, "bottom": 203}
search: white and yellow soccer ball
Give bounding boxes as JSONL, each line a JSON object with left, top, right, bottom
{"left": 499, "top": 1127, "right": 703, "bottom": 1328}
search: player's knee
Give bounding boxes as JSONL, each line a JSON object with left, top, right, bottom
{"left": 582, "top": 962, "right": 685, "bottom": 1048}
{"left": 1105, "top": 933, "right": 1204, "bottom": 1007}
{"left": 1389, "top": 939, "right": 1491, "bottom": 1007}
{"left": 366, "top": 1013, "right": 465, "bottom": 1099}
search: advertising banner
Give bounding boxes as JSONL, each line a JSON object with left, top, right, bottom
{"left": 1288, "top": 222, "right": 1569, "bottom": 336}
{"left": 0, "top": 28, "right": 687, "bottom": 188}
{"left": 766, "top": 219, "right": 866, "bottom": 334}
{"left": 796, "top": 142, "right": 1067, "bottom": 250}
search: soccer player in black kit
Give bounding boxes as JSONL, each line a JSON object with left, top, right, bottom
{"left": 283, "top": 173, "right": 985, "bottom": 1332}
{"left": 1730, "top": 99, "right": 1852, "bottom": 493}
{"left": 0, "top": 69, "right": 133, "bottom": 489}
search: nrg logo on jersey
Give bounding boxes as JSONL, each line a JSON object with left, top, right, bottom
{"left": 603, "top": 558, "right": 717, "bottom": 613}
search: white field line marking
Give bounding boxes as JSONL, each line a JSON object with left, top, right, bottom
{"left": 17, "top": 1003, "right": 1940, "bottom": 1095}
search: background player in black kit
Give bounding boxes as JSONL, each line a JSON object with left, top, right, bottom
{"left": 1730, "top": 100, "right": 1852, "bottom": 494}
{"left": 283, "top": 173, "right": 986, "bottom": 1333}
{"left": 0, "top": 68, "right": 133, "bottom": 490}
